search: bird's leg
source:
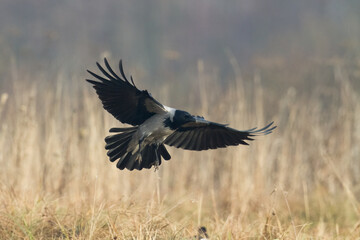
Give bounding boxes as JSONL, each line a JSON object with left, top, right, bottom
{"left": 153, "top": 147, "right": 159, "bottom": 172}
{"left": 134, "top": 137, "right": 145, "bottom": 163}
{"left": 138, "top": 136, "right": 144, "bottom": 151}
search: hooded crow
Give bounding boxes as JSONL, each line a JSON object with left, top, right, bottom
{"left": 86, "top": 58, "right": 276, "bottom": 171}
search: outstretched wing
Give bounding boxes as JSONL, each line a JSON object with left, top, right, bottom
{"left": 164, "top": 118, "right": 276, "bottom": 151}
{"left": 86, "top": 58, "right": 166, "bottom": 126}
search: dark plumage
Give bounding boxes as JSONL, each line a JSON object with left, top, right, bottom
{"left": 86, "top": 58, "right": 276, "bottom": 171}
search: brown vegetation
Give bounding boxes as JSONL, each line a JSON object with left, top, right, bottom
{"left": 0, "top": 57, "right": 359, "bottom": 239}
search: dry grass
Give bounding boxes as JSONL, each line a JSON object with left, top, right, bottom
{"left": 0, "top": 57, "right": 360, "bottom": 239}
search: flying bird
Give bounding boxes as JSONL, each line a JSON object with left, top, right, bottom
{"left": 86, "top": 58, "right": 276, "bottom": 171}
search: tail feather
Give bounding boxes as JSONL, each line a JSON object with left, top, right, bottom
{"left": 109, "top": 127, "right": 137, "bottom": 132}
{"left": 107, "top": 145, "right": 127, "bottom": 162}
{"left": 104, "top": 127, "right": 172, "bottom": 170}
{"left": 158, "top": 144, "right": 171, "bottom": 160}
{"left": 118, "top": 145, "right": 162, "bottom": 171}
{"left": 132, "top": 157, "right": 142, "bottom": 170}
{"left": 116, "top": 152, "right": 131, "bottom": 170}
{"left": 126, "top": 153, "right": 141, "bottom": 170}
{"left": 107, "top": 143, "right": 129, "bottom": 162}
{"left": 141, "top": 146, "right": 153, "bottom": 169}
{"left": 105, "top": 127, "right": 137, "bottom": 162}
{"left": 105, "top": 132, "right": 134, "bottom": 149}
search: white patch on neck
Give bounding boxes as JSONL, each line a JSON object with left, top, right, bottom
{"left": 164, "top": 105, "right": 176, "bottom": 122}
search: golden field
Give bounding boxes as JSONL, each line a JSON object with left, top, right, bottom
{"left": 0, "top": 56, "right": 360, "bottom": 239}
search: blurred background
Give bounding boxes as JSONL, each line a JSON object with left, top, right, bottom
{"left": 0, "top": 0, "right": 360, "bottom": 238}
{"left": 1, "top": 0, "right": 360, "bottom": 81}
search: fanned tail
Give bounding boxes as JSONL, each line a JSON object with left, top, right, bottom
{"left": 105, "top": 127, "right": 171, "bottom": 171}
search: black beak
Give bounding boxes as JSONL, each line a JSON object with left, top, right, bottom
{"left": 193, "top": 116, "right": 209, "bottom": 124}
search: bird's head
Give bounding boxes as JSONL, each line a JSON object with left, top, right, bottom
{"left": 174, "top": 110, "right": 195, "bottom": 124}
{"left": 165, "top": 110, "right": 195, "bottom": 129}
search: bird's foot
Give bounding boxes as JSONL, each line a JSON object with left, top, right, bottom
{"left": 153, "top": 161, "right": 159, "bottom": 172}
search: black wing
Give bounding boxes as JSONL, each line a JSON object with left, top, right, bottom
{"left": 164, "top": 118, "right": 276, "bottom": 151}
{"left": 86, "top": 58, "right": 166, "bottom": 126}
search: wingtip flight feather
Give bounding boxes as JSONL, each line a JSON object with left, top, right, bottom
{"left": 104, "top": 58, "right": 122, "bottom": 81}
{"left": 247, "top": 121, "right": 277, "bottom": 136}
{"left": 119, "top": 59, "right": 130, "bottom": 84}
{"left": 86, "top": 59, "right": 138, "bottom": 90}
